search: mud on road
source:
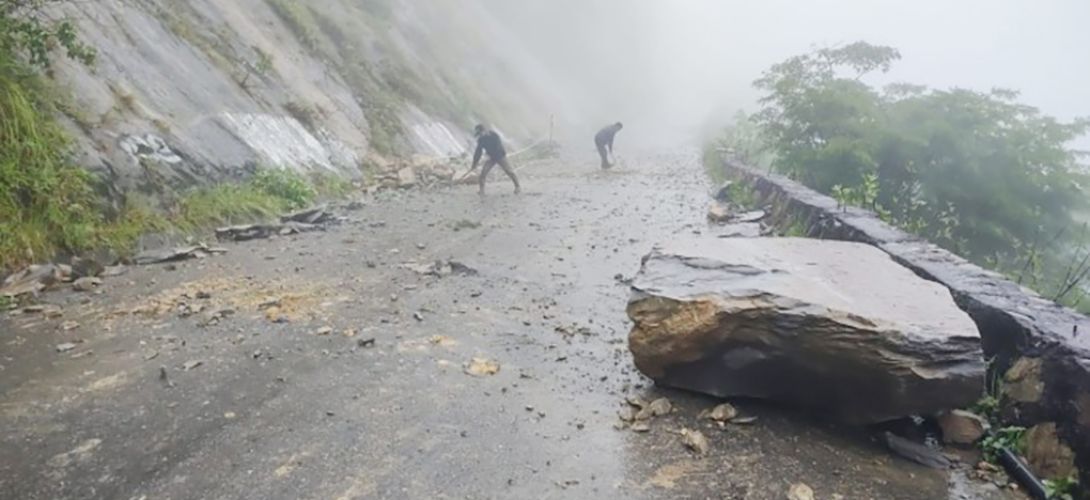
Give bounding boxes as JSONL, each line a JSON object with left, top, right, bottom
{"left": 1, "top": 152, "right": 1018, "bottom": 499}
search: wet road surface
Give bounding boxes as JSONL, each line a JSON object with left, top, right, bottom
{"left": 1, "top": 152, "right": 1019, "bottom": 499}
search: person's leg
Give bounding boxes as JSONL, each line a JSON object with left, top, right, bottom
{"left": 497, "top": 157, "right": 521, "bottom": 194}
{"left": 596, "top": 142, "right": 610, "bottom": 169}
{"left": 479, "top": 159, "right": 496, "bottom": 195}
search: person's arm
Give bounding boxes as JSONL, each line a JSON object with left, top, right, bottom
{"left": 471, "top": 139, "right": 484, "bottom": 169}
{"left": 607, "top": 135, "right": 615, "bottom": 153}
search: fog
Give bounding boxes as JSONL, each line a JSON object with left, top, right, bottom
{"left": 483, "top": 0, "right": 1090, "bottom": 150}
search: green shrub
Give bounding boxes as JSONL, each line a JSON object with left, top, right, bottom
{"left": 249, "top": 168, "right": 316, "bottom": 209}
{"left": 0, "top": 66, "right": 102, "bottom": 269}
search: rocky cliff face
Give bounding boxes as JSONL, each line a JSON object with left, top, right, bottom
{"left": 48, "top": 0, "right": 562, "bottom": 202}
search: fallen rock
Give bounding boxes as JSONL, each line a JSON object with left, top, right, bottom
{"left": 708, "top": 403, "right": 738, "bottom": 423}
{"left": 706, "top": 202, "right": 732, "bottom": 223}
{"left": 731, "top": 210, "right": 767, "bottom": 223}
{"left": 937, "top": 410, "right": 989, "bottom": 445}
{"left": 280, "top": 205, "right": 333, "bottom": 225}
{"left": 135, "top": 244, "right": 226, "bottom": 265}
{"left": 72, "top": 277, "right": 103, "bottom": 292}
{"left": 680, "top": 428, "right": 709, "bottom": 456}
{"left": 1, "top": 264, "right": 72, "bottom": 297}
{"left": 56, "top": 342, "right": 80, "bottom": 353}
{"left": 635, "top": 398, "right": 672, "bottom": 421}
{"left": 401, "top": 260, "right": 478, "bottom": 278}
{"left": 182, "top": 360, "right": 204, "bottom": 371}
{"left": 464, "top": 357, "right": 500, "bottom": 377}
{"left": 1024, "top": 422, "right": 1077, "bottom": 480}
{"left": 787, "top": 483, "right": 815, "bottom": 500}
{"left": 627, "top": 237, "right": 984, "bottom": 424}
{"left": 397, "top": 167, "right": 417, "bottom": 188}
{"left": 70, "top": 255, "right": 107, "bottom": 279}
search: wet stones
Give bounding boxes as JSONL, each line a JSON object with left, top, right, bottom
{"left": 627, "top": 237, "right": 985, "bottom": 424}
{"left": 1024, "top": 423, "right": 1077, "bottom": 480}
{"left": 936, "top": 410, "right": 989, "bottom": 445}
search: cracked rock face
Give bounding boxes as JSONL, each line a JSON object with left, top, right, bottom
{"left": 627, "top": 237, "right": 985, "bottom": 424}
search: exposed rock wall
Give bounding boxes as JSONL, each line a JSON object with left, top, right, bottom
{"left": 724, "top": 161, "right": 1090, "bottom": 488}
{"left": 46, "top": 0, "right": 562, "bottom": 201}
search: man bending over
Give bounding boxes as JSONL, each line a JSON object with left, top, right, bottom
{"left": 594, "top": 122, "right": 624, "bottom": 169}
{"left": 472, "top": 124, "right": 521, "bottom": 196}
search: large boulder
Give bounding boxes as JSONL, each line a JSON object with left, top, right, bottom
{"left": 627, "top": 237, "right": 985, "bottom": 424}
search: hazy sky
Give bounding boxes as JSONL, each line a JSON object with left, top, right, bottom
{"left": 484, "top": 0, "right": 1090, "bottom": 148}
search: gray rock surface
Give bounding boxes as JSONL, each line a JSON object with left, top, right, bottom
{"left": 723, "top": 161, "right": 1090, "bottom": 491}
{"left": 45, "top": 0, "right": 561, "bottom": 203}
{"left": 627, "top": 237, "right": 985, "bottom": 424}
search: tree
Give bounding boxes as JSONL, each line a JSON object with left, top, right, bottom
{"left": 753, "top": 42, "right": 1088, "bottom": 258}
{"left": 1, "top": 0, "right": 95, "bottom": 68}
{"left": 751, "top": 41, "right": 1090, "bottom": 305}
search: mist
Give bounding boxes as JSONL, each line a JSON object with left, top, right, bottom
{"left": 483, "top": 0, "right": 1090, "bottom": 150}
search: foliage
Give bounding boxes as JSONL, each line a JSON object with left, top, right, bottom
{"left": 310, "top": 172, "right": 354, "bottom": 198}
{"left": 247, "top": 168, "right": 316, "bottom": 210}
{"left": 970, "top": 395, "right": 1000, "bottom": 424}
{"left": 170, "top": 168, "right": 324, "bottom": 233}
{"left": 253, "top": 46, "right": 274, "bottom": 75}
{"left": 0, "top": 74, "right": 99, "bottom": 269}
{"left": 0, "top": 2, "right": 99, "bottom": 271}
{"left": 266, "top": 0, "right": 321, "bottom": 51}
{"left": 1, "top": 0, "right": 96, "bottom": 68}
{"left": 981, "top": 426, "right": 1026, "bottom": 463}
{"left": 708, "top": 111, "right": 776, "bottom": 170}
{"left": 751, "top": 41, "right": 1090, "bottom": 308}
{"left": 1043, "top": 475, "right": 1078, "bottom": 500}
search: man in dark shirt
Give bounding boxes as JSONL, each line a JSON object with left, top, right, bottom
{"left": 594, "top": 122, "right": 624, "bottom": 169}
{"left": 471, "top": 124, "right": 521, "bottom": 195}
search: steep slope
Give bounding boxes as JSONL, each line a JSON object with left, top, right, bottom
{"left": 48, "top": 0, "right": 560, "bottom": 200}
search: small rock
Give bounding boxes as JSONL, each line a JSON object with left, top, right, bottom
{"left": 464, "top": 357, "right": 500, "bottom": 377}
{"left": 72, "top": 277, "right": 103, "bottom": 292}
{"left": 787, "top": 483, "right": 815, "bottom": 500}
{"left": 937, "top": 409, "right": 989, "bottom": 445}
{"left": 707, "top": 202, "right": 732, "bottom": 223}
{"left": 625, "top": 395, "right": 648, "bottom": 409}
{"left": 635, "top": 398, "right": 672, "bottom": 421}
{"left": 61, "top": 320, "right": 80, "bottom": 331}
{"left": 413, "top": 312, "right": 424, "bottom": 322}
{"left": 357, "top": 338, "right": 376, "bottom": 348}
{"left": 731, "top": 415, "right": 759, "bottom": 425}
{"left": 313, "top": 327, "right": 333, "bottom": 336}
{"left": 631, "top": 422, "right": 651, "bottom": 433}
{"left": 182, "top": 360, "right": 204, "bottom": 371}
{"left": 708, "top": 403, "right": 738, "bottom": 422}
{"left": 56, "top": 342, "right": 79, "bottom": 353}
{"left": 680, "top": 428, "right": 709, "bottom": 456}
{"left": 617, "top": 407, "right": 636, "bottom": 423}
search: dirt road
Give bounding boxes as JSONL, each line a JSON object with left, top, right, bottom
{"left": 1, "top": 152, "right": 1014, "bottom": 499}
